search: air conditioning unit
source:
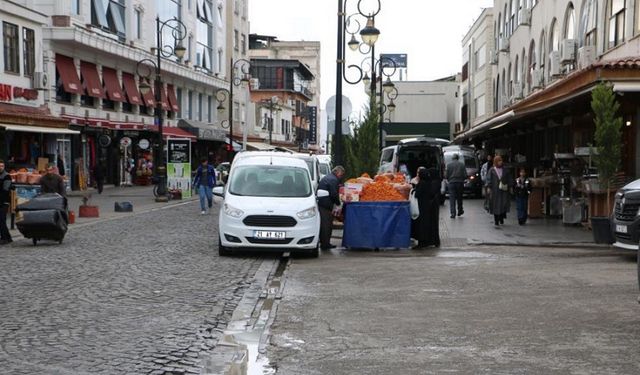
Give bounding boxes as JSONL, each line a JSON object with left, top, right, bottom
{"left": 531, "top": 69, "right": 544, "bottom": 89}
{"left": 499, "top": 37, "right": 510, "bottom": 52}
{"left": 519, "top": 9, "right": 531, "bottom": 26}
{"left": 512, "top": 82, "right": 523, "bottom": 100}
{"left": 577, "top": 45, "right": 596, "bottom": 69}
{"left": 32, "top": 71, "right": 49, "bottom": 90}
{"left": 561, "top": 39, "right": 577, "bottom": 63}
{"left": 550, "top": 51, "right": 562, "bottom": 76}
{"left": 249, "top": 78, "right": 260, "bottom": 90}
{"left": 489, "top": 50, "right": 498, "bottom": 65}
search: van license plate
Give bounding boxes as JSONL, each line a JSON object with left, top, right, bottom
{"left": 254, "top": 231, "right": 286, "bottom": 239}
{"left": 615, "top": 225, "right": 627, "bottom": 234}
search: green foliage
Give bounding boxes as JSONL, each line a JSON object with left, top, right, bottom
{"left": 590, "top": 82, "right": 623, "bottom": 212}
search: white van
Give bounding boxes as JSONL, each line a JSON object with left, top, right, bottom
{"left": 379, "top": 137, "right": 449, "bottom": 179}
{"left": 213, "top": 153, "right": 328, "bottom": 257}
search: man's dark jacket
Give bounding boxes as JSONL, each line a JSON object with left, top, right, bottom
{"left": 317, "top": 173, "right": 340, "bottom": 210}
{"left": 0, "top": 171, "right": 12, "bottom": 205}
{"left": 40, "top": 173, "right": 66, "bottom": 196}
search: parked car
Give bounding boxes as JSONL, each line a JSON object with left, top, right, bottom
{"left": 442, "top": 146, "right": 482, "bottom": 198}
{"left": 612, "top": 179, "right": 640, "bottom": 250}
{"left": 317, "top": 155, "right": 332, "bottom": 179}
{"left": 289, "top": 153, "right": 321, "bottom": 191}
{"left": 213, "top": 152, "right": 328, "bottom": 257}
{"left": 215, "top": 162, "right": 230, "bottom": 185}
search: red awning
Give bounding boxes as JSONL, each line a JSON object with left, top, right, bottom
{"left": 102, "top": 67, "right": 125, "bottom": 102}
{"left": 80, "top": 61, "right": 105, "bottom": 98}
{"left": 55, "top": 54, "right": 83, "bottom": 95}
{"left": 140, "top": 78, "right": 156, "bottom": 107}
{"left": 160, "top": 84, "right": 170, "bottom": 111}
{"left": 121, "top": 73, "right": 142, "bottom": 105}
{"left": 163, "top": 126, "right": 197, "bottom": 141}
{"left": 167, "top": 84, "right": 180, "bottom": 112}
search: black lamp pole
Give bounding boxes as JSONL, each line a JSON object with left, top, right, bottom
{"left": 137, "top": 16, "right": 186, "bottom": 202}
{"left": 335, "top": 0, "right": 381, "bottom": 166}
{"left": 216, "top": 58, "right": 251, "bottom": 161}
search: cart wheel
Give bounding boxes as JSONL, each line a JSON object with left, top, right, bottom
{"left": 32, "top": 238, "right": 37, "bottom": 246}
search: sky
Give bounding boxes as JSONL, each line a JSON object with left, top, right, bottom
{"left": 249, "top": 0, "right": 494, "bottom": 145}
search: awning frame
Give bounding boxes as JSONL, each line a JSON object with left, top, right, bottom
{"left": 0, "top": 123, "right": 80, "bottom": 135}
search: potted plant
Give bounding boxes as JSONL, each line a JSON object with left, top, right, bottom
{"left": 590, "top": 83, "right": 623, "bottom": 244}
{"left": 78, "top": 193, "right": 99, "bottom": 218}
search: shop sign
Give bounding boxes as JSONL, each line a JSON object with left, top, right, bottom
{"left": 0, "top": 84, "right": 38, "bottom": 102}
{"left": 307, "top": 106, "right": 317, "bottom": 145}
{"left": 167, "top": 138, "right": 192, "bottom": 198}
{"left": 120, "top": 137, "right": 132, "bottom": 147}
{"left": 198, "top": 128, "right": 226, "bottom": 141}
{"left": 138, "top": 139, "right": 150, "bottom": 150}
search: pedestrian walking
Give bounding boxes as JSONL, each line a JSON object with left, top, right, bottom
{"left": 40, "top": 163, "right": 66, "bottom": 196}
{"left": 514, "top": 168, "right": 532, "bottom": 225}
{"left": 317, "top": 165, "right": 345, "bottom": 250}
{"left": 480, "top": 154, "right": 493, "bottom": 212}
{"left": 488, "top": 155, "right": 511, "bottom": 226}
{"left": 445, "top": 153, "right": 466, "bottom": 218}
{"left": 193, "top": 158, "right": 216, "bottom": 215}
{"left": 411, "top": 167, "right": 441, "bottom": 248}
{"left": 0, "top": 160, "right": 13, "bottom": 245}
{"left": 93, "top": 161, "right": 105, "bottom": 194}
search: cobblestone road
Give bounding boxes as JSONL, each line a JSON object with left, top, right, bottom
{"left": 0, "top": 202, "right": 265, "bottom": 374}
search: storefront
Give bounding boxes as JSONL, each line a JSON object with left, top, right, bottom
{"left": 178, "top": 119, "right": 227, "bottom": 169}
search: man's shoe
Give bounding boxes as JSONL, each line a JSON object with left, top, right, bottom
{"left": 450, "top": 215, "right": 455, "bottom": 219}
{"left": 201, "top": 210, "right": 206, "bottom": 215}
{"left": 458, "top": 210, "right": 464, "bottom": 216}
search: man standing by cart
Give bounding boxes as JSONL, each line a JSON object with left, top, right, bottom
{"left": 318, "top": 166, "right": 345, "bottom": 250}
{"left": 40, "top": 163, "right": 66, "bottom": 196}
{"left": 0, "top": 160, "right": 13, "bottom": 245}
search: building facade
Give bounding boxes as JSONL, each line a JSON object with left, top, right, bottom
{"left": 460, "top": 8, "right": 495, "bottom": 133}
{"left": 0, "top": 0, "right": 249, "bottom": 189}
{"left": 249, "top": 35, "right": 320, "bottom": 151}
{"left": 458, "top": 0, "right": 640, "bottom": 178}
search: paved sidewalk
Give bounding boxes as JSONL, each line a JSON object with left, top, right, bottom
{"left": 332, "top": 198, "right": 603, "bottom": 248}
{"left": 7, "top": 185, "right": 198, "bottom": 239}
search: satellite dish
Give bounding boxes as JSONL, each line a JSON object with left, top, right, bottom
{"left": 325, "top": 95, "right": 352, "bottom": 121}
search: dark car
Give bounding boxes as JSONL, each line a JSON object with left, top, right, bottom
{"left": 613, "top": 179, "right": 640, "bottom": 250}
{"left": 442, "top": 146, "right": 482, "bottom": 198}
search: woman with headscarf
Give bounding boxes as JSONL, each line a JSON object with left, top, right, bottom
{"left": 488, "top": 155, "right": 511, "bottom": 226}
{"left": 411, "top": 167, "right": 441, "bottom": 248}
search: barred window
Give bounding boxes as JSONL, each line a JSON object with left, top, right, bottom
{"left": 23, "top": 28, "right": 35, "bottom": 77}
{"left": 3, "top": 22, "right": 19, "bottom": 74}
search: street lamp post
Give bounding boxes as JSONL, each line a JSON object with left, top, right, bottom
{"left": 261, "top": 95, "right": 280, "bottom": 145}
{"left": 136, "top": 16, "right": 187, "bottom": 202}
{"left": 215, "top": 58, "right": 251, "bottom": 161}
{"left": 335, "top": 0, "right": 381, "bottom": 166}
{"left": 378, "top": 84, "right": 398, "bottom": 150}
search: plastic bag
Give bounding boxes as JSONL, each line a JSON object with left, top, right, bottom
{"left": 409, "top": 189, "right": 420, "bottom": 220}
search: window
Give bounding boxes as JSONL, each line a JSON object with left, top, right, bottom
{"left": 208, "top": 95, "right": 212, "bottom": 123}
{"left": 564, "top": 4, "right": 576, "bottom": 39}
{"left": 196, "top": 0, "right": 213, "bottom": 72}
{"left": 241, "top": 33, "right": 246, "bottom": 54}
{"left": 608, "top": 0, "right": 626, "bottom": 48}
{"left": 475, "top": 44, "right": 486, "bottom": 70}
{"left": 234, "top": 29, "right": 239, "bottom": 51}
{"left": 528, "top": 40, "right": 536, "bottom": 90}
{"left": 3, "top": 22, "right": 19, "bottom": 74}
{"left": 580, "top": 0, "right": 598, "bottom": 46}
{"left": 91, "top": 0, "right": 126, "bottom": 38}
{"left": 72, "top": 0, "right": 80, "bottom": 15}
{"left": 514, "top": 55, "right": 520, "bottom": 83}
{"left": 156, "top": 0, "right": 182, "bottom": 60}
{"left": 22, "top": 28, "right": 35, "bottom": 77}
{"left": 198, "top": 93, "right": 203, "bottom": 121}
{"left": 217, "top": 1, "right": 224, "bottom": 25}
{"left": 188, "top": 90, "right": 193, "bottom": 119}
{"left": 134, "top": 9, "right": 141, "bottom": 39}
{"left": 510, "top": 0, "right": 517, "bottom": 34}
{"left": 177, "top": 88, "right": 182, "bottom": 118}
{"left": 234, "top": 0, "right": 240, "bottom": 14}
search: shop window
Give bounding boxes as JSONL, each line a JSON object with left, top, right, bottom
{"left": 607, "top": 0, "right": 626, "bottom": 48}
{"left": 3, "top": 22, "right": 19, "bottom": 74}
{"left": 23, "top": 28, "right": 35, "bottom": 77}
{"left": 102, "top": 98, "right": 115, "bottom": 110}
{"left": 55, "top": 70, "right": 73, "bottom": 104}
{"left": 122, "top": 101, "right": 133, "bottom": 113}
{"left": 81, "top": 94, "right": 95, "bottom": 107}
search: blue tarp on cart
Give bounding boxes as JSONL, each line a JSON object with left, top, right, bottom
{"left": 342, "top": 201, "right": 411, "bottom": 249}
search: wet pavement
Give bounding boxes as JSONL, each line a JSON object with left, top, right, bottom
{"left": 267, "top": 245, "right": 640, "bottom": 374}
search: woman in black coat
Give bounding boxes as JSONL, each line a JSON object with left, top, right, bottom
{"left": 411, "top": 167, "right": 440, "bottom": 248}
{"left": 488, "top": 155, "right": 511, "bottom": 226}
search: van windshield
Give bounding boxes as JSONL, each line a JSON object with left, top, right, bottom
{"left": 228, "top": 165, "right": 312, "bottom": 197}
{"left": 398, "top": 146, "right": 442, "bottom": 177}
{"left": 304, "top": 160, "right": 315, "bottom": 180}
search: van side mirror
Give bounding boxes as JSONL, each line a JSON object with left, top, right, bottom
{"left": 213, "top": 186, "right": 224, "bottom": 197}
{"left": 316, "top": 189, "right": 329, "bottom": 198}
